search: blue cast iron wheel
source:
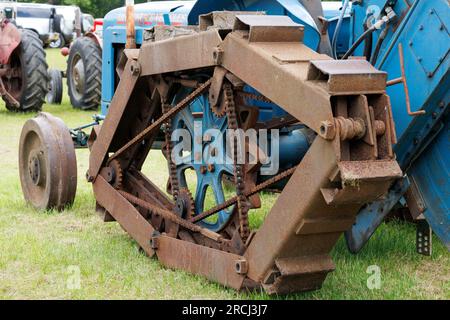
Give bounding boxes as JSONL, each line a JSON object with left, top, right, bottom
{"left": 171, "top": 87, "right": 237, "bottom": 232}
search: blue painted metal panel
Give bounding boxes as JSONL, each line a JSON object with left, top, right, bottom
{"left": 325, "top": 1, "right": 351, "bottom": 56}
{"left": 409, "top": 120, "right": 450, "bottom": 250}
{"left": 348, "top": 0, "right": 450, "bottom": 250}
{"left": 346, "top": 177, "right": 411, "bottom": 253}
{"left": 190, "top": 0, "right": 321, "bottom": 50}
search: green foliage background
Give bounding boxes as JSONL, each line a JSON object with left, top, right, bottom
{"left": 22, "top": 0, "right": 337, "bottom": 20}
{"left": 24, "top": 0, "right": 149, "bottom": 18}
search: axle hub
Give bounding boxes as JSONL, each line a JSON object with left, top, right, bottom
{"left": 28, "top": 152, "right": 42, "bottom": 186}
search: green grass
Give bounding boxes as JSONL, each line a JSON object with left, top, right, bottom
{"left": 0, "top": 49, "right": 448, "bottom": 300}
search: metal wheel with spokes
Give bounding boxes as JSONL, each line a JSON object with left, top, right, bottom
{"left": 172, "top": 88, "right": 237, "bottom": 232}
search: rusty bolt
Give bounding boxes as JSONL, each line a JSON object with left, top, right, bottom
{"left": 200, "top": 166, "right": 207, "bottom": 175}
{"left": 235, "top": 259, "right": 248, "bottom": 275}
{"left": 86, "top": 171, "right": 94, "bottom": 183}
{"left": 213, "top": 47, "right": 224, "bottom": 64}
{"left": 335, "top": 117, "right": 366, "bottom": 141}
{"left": 150, "top": 237, "right": 159, "bottom": 250}
{"left": 130, "top": 63, "right": 141, "bottom": 76}
{"left": 208, "top": 164, "right": 215, "bottom": 173}
{"left": 319, "top": 120, "right": 336, "bottom": 140}
{"left": 374, "top": 120, "right": 386, "bottom": 136}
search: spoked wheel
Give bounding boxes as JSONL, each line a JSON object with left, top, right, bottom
{"left": 171, "top": 86, "right": 253, "bottom": 233}
{"left": 19, "top": 113, "right": 77, "bottom": 211}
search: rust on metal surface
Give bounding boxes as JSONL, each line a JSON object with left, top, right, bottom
{"left": 397, "top": 43, "right": 426, "bottom": 116}
{"left": 0, "top": 20, "right": 21, "bottom": 65}
{"left": 0, "top": 20, "right": 22, "bottom": 106}
{"left": 93, "top": 175, "right": 155, "bottom": 257}
{"left": 84, "top": 13, "right": 402, "bottom": 295}
{"left": 19, "top": 113, "right": 77, "bottom": 211}
{"left": 155, "top": 235, "right": 247, "bottom": 290}
{"left": 125, "top": 1, "right": 136, "bottom": 49}
{"left": 233, "top": 15, "right": 305, "bottom": 42}
{"left": 308, "top": 59, "right": 388, "bottom": 94}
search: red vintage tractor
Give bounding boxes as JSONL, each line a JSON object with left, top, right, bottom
{"left": 46, "top": 14, "right": 103, "bottom": 111}
{"left": 0, "top": 7, "right": 48, "bottom": 112}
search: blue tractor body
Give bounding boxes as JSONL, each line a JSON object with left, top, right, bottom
{"left": 99, "top": 0, "right": 449, "bottom": 251}
{"left": 346, "top": 0, "right": 449, "bottom": 251}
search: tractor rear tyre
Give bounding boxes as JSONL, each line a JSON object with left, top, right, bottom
{"left": 67, "top": 37, "right": 102, "bottom": 110}
{"left": 19, "top": 113, "right": 77, "bottom": 211}
{"left": 46, "top": 69, "right": 63, "bottom": 105}
{"left": 3, "top": 29, "right": 48, "bottom": 112}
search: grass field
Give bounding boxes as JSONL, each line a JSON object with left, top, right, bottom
{"left": 0, "top": 49, "right": 448, "bottom": 300}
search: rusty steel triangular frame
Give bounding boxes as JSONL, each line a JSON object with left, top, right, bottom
{"left": 89, "top": 14, "right": 401, "bottom": 294}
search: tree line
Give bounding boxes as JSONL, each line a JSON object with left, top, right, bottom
{"left": 27, "top": 0, "right": 150, "bottom": 18}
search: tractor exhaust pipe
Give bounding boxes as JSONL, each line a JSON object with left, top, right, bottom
{"left": 74, "top": 7, "right": 82, "bottom": 38}
{"left": 125, "top": 0, "right": 136, "bottom": 49}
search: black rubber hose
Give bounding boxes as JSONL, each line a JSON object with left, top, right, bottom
{"left": 341, "top": 26, "right": 377, "bottom": 60}
{"left": 332, "top": 0, "right": 350, "bottom": 59}
{"left": 370, "top": 24, "right": 390, "bottom": 65}
{"left": 363, "top": 24, "right": 373, "bottom": 61}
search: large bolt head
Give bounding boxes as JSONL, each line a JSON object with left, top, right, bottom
{"left": 319, "top": 121, "right": 336, "bottom": 140}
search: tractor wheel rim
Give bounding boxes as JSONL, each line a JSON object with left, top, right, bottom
{"left": 2, "top": 47, "right": 24, "bottom": 102}
{"left": 71, "top": 55, "right": 85, "bottom": 100}
{"left": 49, "top": 37, "right": 62, "bottom": 49}
{"left": 28, "top": 151, "right": 43, "bottom": 186}
{"left": 20, "top": 128, "right": 48, "bottom": 207}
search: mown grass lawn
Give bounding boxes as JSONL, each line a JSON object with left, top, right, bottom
{"left": 0, "top": 49, "right": 448, "bottom": 300}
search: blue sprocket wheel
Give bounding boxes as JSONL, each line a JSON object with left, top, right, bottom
{"left": 171, "top": 87, "right": 237, "bottom": 232}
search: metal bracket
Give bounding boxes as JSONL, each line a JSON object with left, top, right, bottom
{"left": 233, "top": 15, "right": 304, "bottom": 42}
{"left": 0, "top": 75, "right": 19, "bottom": 108}
{"left": 345, "top": 176, "right": 410, "bottom": 254}
{"left": 417, "top": 220, "right": 432, "bottom": 256}
{"left": 209, "top": 66, "right": 227, "bottom": 107}
{"left": 386, "top": 43, "right": 426, "bottom": 116}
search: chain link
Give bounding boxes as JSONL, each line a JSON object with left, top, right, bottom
{"left": 224, "top": 84, "right": 251, "bottom": 241}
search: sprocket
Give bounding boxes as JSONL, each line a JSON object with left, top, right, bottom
{"left": 175, "top": 188, "right": 195, "bottom": 220}
{"left": 109, "top": 159, "right": 123, "bottom": 189}
{"left": 211, "top": 93, "right": 227, "bottom": 118}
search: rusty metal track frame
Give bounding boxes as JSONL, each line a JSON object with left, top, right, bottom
{"left": 88, "top": 14, "right": 402, "bottom": 295}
